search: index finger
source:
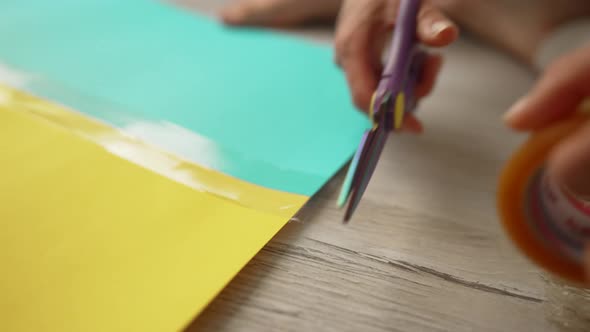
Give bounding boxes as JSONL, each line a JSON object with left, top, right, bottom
{"left": 504, "top": 44, "right": 590, "bottom": 130}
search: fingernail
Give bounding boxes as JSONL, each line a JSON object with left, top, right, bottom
{"left": 503, "top": 96, "right": 530, "bottom": 125}
{"left": 430, "top": 21, "right": 452, "bottom": 37}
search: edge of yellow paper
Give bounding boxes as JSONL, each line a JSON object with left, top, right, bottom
{"left": 0, "top": 84, "right": 307, "bottom": 218}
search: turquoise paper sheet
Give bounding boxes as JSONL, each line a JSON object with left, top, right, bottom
{"left": 0, "top": 0, "right": 370, "bottom": 195}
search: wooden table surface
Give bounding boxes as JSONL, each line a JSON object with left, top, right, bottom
{"left": 178, "top": 1, "right": 589, "bottom": 331}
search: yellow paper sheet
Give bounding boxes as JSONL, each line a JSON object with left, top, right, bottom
{"left": 0, "top": 85, "right": 307, "bottom": 332}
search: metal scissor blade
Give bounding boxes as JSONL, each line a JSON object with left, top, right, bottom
{"left": 343, "top": 125, "right": 388, "bottom": 222}
{"left": 337, "top": 130, "right": 371, "bottom": 207}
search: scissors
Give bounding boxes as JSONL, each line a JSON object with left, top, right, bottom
{"left": 338, "top": 0, "right": 426, "bottom": 222}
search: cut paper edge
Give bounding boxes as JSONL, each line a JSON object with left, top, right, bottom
{"left": 0, "top": 84, "right": 307, "bottom": 218}
{"left": 0, "top": 61, "right": 335, "bottom": 199}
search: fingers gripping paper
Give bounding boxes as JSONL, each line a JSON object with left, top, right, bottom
{"left": 0, "top": 1, "right": 370, "bottom": 331}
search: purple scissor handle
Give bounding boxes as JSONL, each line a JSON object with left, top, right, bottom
{"left": 339, "top": 0, "right": 426, "bottom": 222}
